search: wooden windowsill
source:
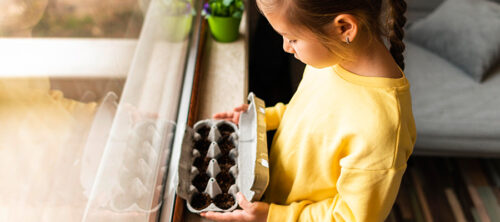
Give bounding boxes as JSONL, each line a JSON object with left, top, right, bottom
{"left": 196, "top": 24, "right": 248, "bottom": 120}
{"left": 175, "top": 14, "right": 249, "bottom": 222}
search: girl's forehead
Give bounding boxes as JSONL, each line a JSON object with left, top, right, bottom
{"left": 266, "top": 11, "right": 305, "bottom": 37}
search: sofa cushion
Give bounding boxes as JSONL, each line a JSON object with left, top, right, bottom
{"left": 406, "top": 0, "right": 500, "bottom": 83}
{"left": 405, "top": 0, "right": 444, "bottom": 26}
{"left": 404, "top": 40, "right": 500, "bottom": 155}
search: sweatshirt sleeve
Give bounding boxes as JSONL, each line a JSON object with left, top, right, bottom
{"left": 264, "top": 102, "right": 287, "bottom": 131}
{"left": 266, "top": 165, "right": 407, "bottom": 222}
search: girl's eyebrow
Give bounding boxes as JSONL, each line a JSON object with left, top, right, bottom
{"left": 278, "top": 31, "right": 295, "bottom": 38}
{"left": 271, "top": 27, "right": 288, "bottom": 36}
{"left": 278, "top": 29, "right": 299, "bottom": 37}
{"left": 273, "top": 27, "right": 295, "bottom": 37}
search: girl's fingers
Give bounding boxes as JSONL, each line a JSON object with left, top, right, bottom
{"left": 213, "top": 112, "right": 227, "bottom": 118}
{"left": 233, "top": 104, "right": 249, "bottom": 112}
{"left": 214, "top": 104, "right": 248, "bottom": 120}
{"left": 232, "top": 112, "right": 241, "bottom": 124}
{"left": 200, "top": 210, "right": 246, "bottom": 221}
{"left": 212, "top": 113, "right": 223, "bottom": 119}
{"left": 237, "top": 192, "right": 254, "bottom": 213}
{"left": 213, "top": 111, "right": 234, "bottom": 119}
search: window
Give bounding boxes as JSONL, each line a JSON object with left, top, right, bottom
{"left": 0, "top": 0, "right": 197, "bottom": 221}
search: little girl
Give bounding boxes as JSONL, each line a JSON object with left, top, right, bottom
{"left": 202, "top": 0, "right": 416, "bottom": 221}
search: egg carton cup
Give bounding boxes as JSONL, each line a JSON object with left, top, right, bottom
{"left": 106, "top": 117, "right": 174, "bottom": 213}
{"left": 177, "top": 92, "right": 270, "bottom": 213}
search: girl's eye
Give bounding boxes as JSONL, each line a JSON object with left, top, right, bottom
{"left": 288, "top": 39, "right": 297, "bottom": 44}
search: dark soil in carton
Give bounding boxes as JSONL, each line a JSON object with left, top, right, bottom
{"left": 213, "top": 193, "right": 235, "bottom": 210}
{"left": 194, "top": 139, "right": 211, "bottom": 157}
{"left": 192, "top": 173, "right": 210, "bottom": 192}
{"left": 190, "top": 192, "right": 212, "bottom": 210}
{"left": 217, "top": 156, "right": 235, "bottom": 172}
{"left": 197, "top": 126, "right": 211, "bottom": 139}
{"left": 217, "top": 136, "right": 236, "bottom": 154}
{"left": 218, "top": 123, "right": 235, "bottom": 137}
{"left": 193, "top": 157, "right": 211, "bottom": 172}
{"left": 216, "top": 172, "right": 235, "bottom": 193}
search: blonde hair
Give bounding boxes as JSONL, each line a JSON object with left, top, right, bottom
{"left": 257, "top": 0, "right": 407, "bottom": 69}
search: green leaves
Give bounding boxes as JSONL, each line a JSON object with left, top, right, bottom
{"left": 232, "top": 11, "right": 242, "bottom": 19}
{"left": 222, "top": 0, "right": 233, "bottom": 7}
{"left": 204, "top": 0, "right": 244, "bottom": 19}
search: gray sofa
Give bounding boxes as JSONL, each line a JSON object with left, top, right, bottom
{"left": 404, "top": 0, "right": 500, "bottom": 156}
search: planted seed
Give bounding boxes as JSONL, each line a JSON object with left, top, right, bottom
{"left": 216, "top": 172, "right": 235, "bottom": 193}
{"left": 190, "top": 192, "right": 212, "bottom": 210}
{"left": 192, "top": 173, "right": 210, "bottom": 193}
{"left": 213, "top": 193, "right": 235, "bottom": 210}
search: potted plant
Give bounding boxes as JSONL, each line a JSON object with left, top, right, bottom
{"left": 202, "top": 0, "right": 244, "bottom": 43}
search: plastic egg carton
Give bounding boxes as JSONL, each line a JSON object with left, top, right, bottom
{"left": 177, "top": 92, "right": 270, "bottom": 213}
{"left": 110, "top": 118, "right": 173, "bottom": 212}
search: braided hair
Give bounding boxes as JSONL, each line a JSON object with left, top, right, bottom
{"left": 387, "top": 0, "right": 408, "bottom": 70}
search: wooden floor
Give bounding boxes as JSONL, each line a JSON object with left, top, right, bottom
{"left": 386, "top": 156, "right": 500, "bottom": 222}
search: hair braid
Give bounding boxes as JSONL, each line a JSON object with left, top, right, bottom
{"left": 388, "top": 0, "right": 407, "bottom": 70}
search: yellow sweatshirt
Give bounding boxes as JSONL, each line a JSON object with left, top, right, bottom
{"left": 262, "top": 64, "right": 417, "bottom": 222}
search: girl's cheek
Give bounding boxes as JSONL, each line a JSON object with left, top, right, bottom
{"left": 293, "top": 44, "right": 301, "bottom": 55}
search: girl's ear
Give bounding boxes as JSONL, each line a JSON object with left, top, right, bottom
{"left": 329, "top": 14, "right": 358, "bottom": 44}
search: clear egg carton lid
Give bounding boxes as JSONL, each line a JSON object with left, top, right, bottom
{"left": 176, "top": 92, "right": 270, "bottom": 213}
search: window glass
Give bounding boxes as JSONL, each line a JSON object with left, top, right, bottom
{"left": 0, "top": 0, "right": 194, "bottom": 221}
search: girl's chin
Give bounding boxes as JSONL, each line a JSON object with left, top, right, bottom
{"left": 293, "top": 56, "right": 311, "bottom": 66}
{"left": 303, "top": 61, "right": 335, "bottom": 69}
{"left": 293, "top": 56, "right": 335, "bottom": 68}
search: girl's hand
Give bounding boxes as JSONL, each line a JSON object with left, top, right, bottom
{"left": 200, "top": 192, "right": 269, "bottom": 222}
{"left": 212, "top": 104, "right": 249, "bottom": 125}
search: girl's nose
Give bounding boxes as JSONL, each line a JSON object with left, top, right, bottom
{"left": 282, "top": 37, "right": 295, "bottom": 54}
